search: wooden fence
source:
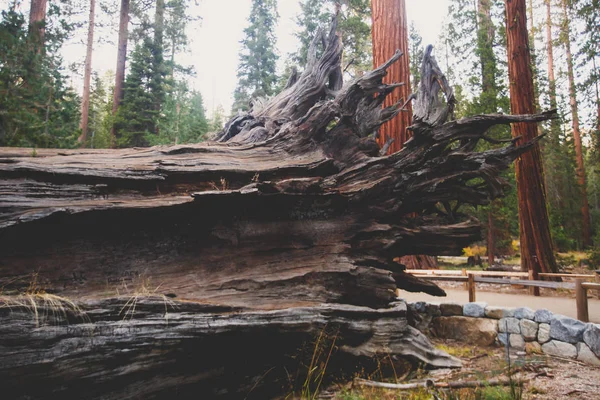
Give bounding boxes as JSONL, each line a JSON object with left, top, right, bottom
{"left": 407, "top": 270, "right": 600, "bottom": 323}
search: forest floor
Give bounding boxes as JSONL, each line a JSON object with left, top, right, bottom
{"left": 327, "top": 339, "right": 600, "bottom": 400}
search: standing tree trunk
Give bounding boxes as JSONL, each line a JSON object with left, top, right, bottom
{"left": 595, "top": 56, "right": 600, "bottom": 134}
{"left": 152, "top": 0, "right": 166, "bottom": 135}
{"left": 28, "top": 0, "right": 47, "bottom": 51}
{"left": 371, "top": 0, "right": 412, "bottom": 153}
{"left": 78, "top": 0, "right": 96, "bottom": 147}
{"left": 110, "top": 0, "right": 130, "bottom": 148}
{"left": 477, "top": 0, "right": 498, "bottom": 264}
{"left": 561, "top": 0, "right": 591, "bottom": 247}
{"left": 505, "top": 0, "right": 558, "bottom": 274}
{"left": 371, "top": 0, "right": 436, "bottom": 270}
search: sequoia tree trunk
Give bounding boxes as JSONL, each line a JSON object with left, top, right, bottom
{"left": 371, "top": 0, "right": 412, "bottom": 152}
{"left": 505, "top": 0, "right": 558, "bottom": 274}
{"left": 0, "top": 22, "right": 554, "bottom": 399}
{"left": 371, "top": 0, "right": 436, "bottom": 269}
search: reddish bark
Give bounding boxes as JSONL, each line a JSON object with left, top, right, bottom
{"left": 561, "top": 0, "right": 591, "bottom": 247}
{"left": 371, "top": 0, "right": 436, "bottom": 269}
{"left": 505, "top": 0, "right": 558, "bottom": 273}
{"left": 110, "top": 0, "right": 130, "bottom": 148}
{"left": 371, "top": 0, "right": 412, "bottom": 153}
{"left": 78, "top": 0, "right": 96, "bottom": 147}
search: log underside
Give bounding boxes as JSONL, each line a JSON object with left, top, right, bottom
{"left": 1, "top": 299, "right": 459, "bottom": 399}
{"left": 0, "top": 22, "right": 555, "bottom": 399}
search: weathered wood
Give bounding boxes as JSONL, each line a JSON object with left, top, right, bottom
{"left": 468, "top": 273, "right": 476, "bottom": 302}
{"left": 576, "top": 279, "right": 589, "bottom": 322}
{"left": 529, "top": 268, "right": 540, "bottom": 296}
{"left": 355, "top": 377, "right": 528, "bottom": 390}
{"left": 0, "top": 298, "right": 460, "bottom": 399}
{"left": 0, "top": 21, "right": 556, "bottom": 399}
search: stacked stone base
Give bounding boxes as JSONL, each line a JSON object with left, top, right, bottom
{"left": 405, "top": 300, "right": 600, "bottom": 366}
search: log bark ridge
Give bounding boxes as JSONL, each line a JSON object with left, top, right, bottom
{"left": 0, "top": 21, "right": 555, "bottom": 399}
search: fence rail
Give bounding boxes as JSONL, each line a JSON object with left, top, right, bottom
{"left": 408, "top": 271, "right": 600, "bottom": 323}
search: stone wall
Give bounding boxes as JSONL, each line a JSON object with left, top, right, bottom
{"left": 406, "top": 300, "right": 600, "bottom": 366}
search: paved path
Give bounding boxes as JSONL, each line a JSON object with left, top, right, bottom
{"left": 399, "top": 288, "right": 600, "bottom": 323}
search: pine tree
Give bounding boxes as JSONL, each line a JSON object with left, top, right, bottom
{"left": 114, "top": 37, "right": 157, "bottom": 147}
{"left": 232, "top": 0, "right": 279, "bottom": 113}
{"left": 293, "top": 0, "right": 371, "bottom": 77}
{"left": 210, "top": 104, "right": 225, "bottom": 132}
{"left": 293, "top": 0, "right": 330, "bottom": 67}
{"left": 0, "top": 8, "right": 79, "bottom": 148}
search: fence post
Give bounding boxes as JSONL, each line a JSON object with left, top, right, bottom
{"left": 595, "top": 272, "right": 600, "bottom": 299}
{"left": 528, "top": 269, "right": 540, "bottom": 297}
{"left": 575, "top": 279, "right": 589, "bottom": 323}
{"left": 462, "top": 268, "right": 467, "bottom": 290}
{"left": 468, "top": 273, "right": 476, "bottom": 303}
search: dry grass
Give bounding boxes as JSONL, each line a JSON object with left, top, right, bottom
{"left": 116, "top": 275, "right": 178, "bottom": 321}
{"left": 0, "top": 272, "right": 87, "bottom": 326}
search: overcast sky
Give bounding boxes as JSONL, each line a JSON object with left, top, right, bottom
{"left": 186, "top": 0, "right": 450, "bottom": 116}
{"left": 3, "top": 0, "right": 450, "bottom": 117}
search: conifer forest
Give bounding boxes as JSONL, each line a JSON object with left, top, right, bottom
{"left": 1, "top": 0, "right": 600, "bottom": 399}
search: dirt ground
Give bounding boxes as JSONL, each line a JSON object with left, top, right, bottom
{"left": 328, "top": 339, "right": 600, "bottom": 399}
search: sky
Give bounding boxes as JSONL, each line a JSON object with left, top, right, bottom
{"left": 183, "top": 0, "right": 450, "bottom": 116}
{"left": 3, "top": 0, "right": 450, "bottom": 117}
{"left": 189, "top": 0, "right": 450, "bottom": 116}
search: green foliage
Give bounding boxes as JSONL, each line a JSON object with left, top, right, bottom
{"left": 114, "top": 37, "right": 159, "bottom": 147}
{"left": 0, "top": 9, "right": 79, "bottom": 148}
{"left": 153, "top": 85, "right": 209, "bottom": 145}
{"left": 292, "top": 0, "right": 371, "bottom": 78}
{"left": 409, "top": 22, "right": 424, "bottom": 92}
{"left": 232, "top": 0, "right": 279, "bottom": 113}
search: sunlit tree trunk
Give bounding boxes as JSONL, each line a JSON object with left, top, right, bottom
{"left": 371, "top": 0, "right": 436, "bottom": 269}
{"left": 78, "top": 0, "right": 96, "bottom": 147}
{"left": 561, "top": 0, "right": 591, "bottom": 247}
{"left": 110, "top": 0, "right": 130, "bottom": 148}
{"left": 505, "top": 0, "right": 558, "bottom": 274}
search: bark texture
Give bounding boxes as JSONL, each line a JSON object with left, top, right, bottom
{"left": 371, "top": 0, "right": 412, "bottom": 153}
{"left": 0, "top": 298, "right": 456, "bottom": 399}
{"left": 505, "top": 0, "right": 558, "bottom": 274}
{"left": 0, "top": 23, "right": 555, "bottom": 399}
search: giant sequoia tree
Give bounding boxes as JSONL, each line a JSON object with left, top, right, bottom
{"left": 0, "top": 21, "right": 554, "bottom": 399}
{"left": 505, "top": 0, "right": 558, "bottom": 274}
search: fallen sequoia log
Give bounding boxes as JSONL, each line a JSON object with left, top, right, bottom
{"left": 0, "top": 22, "right": 555, "bottom": 399}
